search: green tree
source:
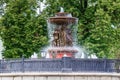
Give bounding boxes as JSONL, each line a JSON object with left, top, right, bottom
{"left": 42, "top": 0, "right": 120, "bottom": 58}
{"left": 0, "top": 0, "right": 48, "bottom": 58}
{"left": 85, "top": 0, "right": 120, "bottom": 58}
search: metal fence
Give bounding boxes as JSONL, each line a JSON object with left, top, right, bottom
{"left": 0, "top": 57, "right": 120, "bottom": 73}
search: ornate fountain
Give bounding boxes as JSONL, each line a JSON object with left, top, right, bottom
{"left": 45, "top": 8, "right": 79, "bottom": 58}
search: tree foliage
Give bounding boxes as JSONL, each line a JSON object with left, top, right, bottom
{"left": 0, "top": 0, "right": 48, "bottom": 58}
{"left": 0, "top": 0, "right": 120, "bottom": 59}
{"left": 42, "top": 0, "right": 120, "bottom": 58}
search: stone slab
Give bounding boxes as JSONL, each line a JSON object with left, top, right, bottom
{"left": 112, "top": 77, "right": 120, "bottom": 80}
{"left": 48, "top": 76, "right": 60, "bottom": 80}
{"left": 75, "top": 76, "right": 87, "bottom": 80}
{"left": 23, "top": 76, "right": 34, "bottom": 80}
{"left": 88, "top": 77, "right": 95, "bottom": 80}
{"left": 95, "top": 77, "right": 101, "bottom": 80}
{"left": 88, "top": 76, "right": 101, "bottom": 80}
{"left": 14, "top": 77, "right": 22, "bottom": 80}
{"left": 101, "top": 77, "right": 111, "bottom": 80}
{"left": 35, "top": 76, "right": 47, "bottom": 80}
{"left": 61, "top": 76, "right": 74, "bottom": 80}
{"left": 2, "top": 77, "right": 13, "bottom": 80}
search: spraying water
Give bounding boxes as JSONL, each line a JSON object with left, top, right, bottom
{"left": 41, "top": 8, "right": 87, "bottom": 58}
{"left": 60, "top": 7, "right": 64, "bottom": 12}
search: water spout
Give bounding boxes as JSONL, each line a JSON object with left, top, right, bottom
{"left": 60, "top": 7, "right": 64, "bottom": 12}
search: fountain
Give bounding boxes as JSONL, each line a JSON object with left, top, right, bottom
{"left": 43, "top": 8, "right": 82, "bottom": 58}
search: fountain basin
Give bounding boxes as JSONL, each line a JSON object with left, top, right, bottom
{"left": 46, "top": 47, "right": 78, "bottom": 58}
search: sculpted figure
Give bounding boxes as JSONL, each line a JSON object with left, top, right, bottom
{"left": 52, "top": 28, "right": 60, "bottom": 47}
{"left": 66, "top": 28, "right": 73, "bottom": 46}
{"left": 52, "top": 26, "right": 73, "bottom": 47}
{"left": 60, "top": 26, "right": 66, "bottom": 46}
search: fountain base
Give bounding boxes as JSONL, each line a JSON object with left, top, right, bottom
{"left": 47, "top": 47, "right": 78, "bottom": 58}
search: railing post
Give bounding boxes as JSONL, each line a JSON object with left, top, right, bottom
{"left": 62, "top": 57, "right": 72, "bottom": 72}
{"left": 104, "top": 59, "right": 107, "bottom": 72}
{"left": 115, "top": 59, "right": 120, "bottom": 73}
{"left": 22, "top": 56, "right": 24, "bottom": 72}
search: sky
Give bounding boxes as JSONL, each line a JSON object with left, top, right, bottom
{"left": 37, "top": 1, "right": 46, "bottom": 14}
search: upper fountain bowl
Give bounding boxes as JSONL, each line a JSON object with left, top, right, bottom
{"left": 48, "top": 12, "right": 77, "bottom": 25}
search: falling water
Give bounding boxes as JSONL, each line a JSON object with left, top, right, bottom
{"left": 41, "top": 7, "right": 88, "bottom": 58}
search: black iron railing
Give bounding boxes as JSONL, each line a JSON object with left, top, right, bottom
{"left": 0, "top": 57, "right": 119, "bottom": 73}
